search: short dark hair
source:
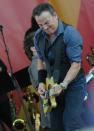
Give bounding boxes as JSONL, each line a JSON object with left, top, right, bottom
{"left": 23, "top": 17, "right": 39, "bottom": 60}
{"left": 31, "top": 16, "right": 39, "bottom": 31}
{"left": 32, "top": 3, "right": 55, "bottom": 17}
{"left": 24, "top": 28, "right": 35, "bottom": 60}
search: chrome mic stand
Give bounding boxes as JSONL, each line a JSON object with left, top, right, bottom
{"left": 0, "top": 25, "right": 33, "bottom": 131}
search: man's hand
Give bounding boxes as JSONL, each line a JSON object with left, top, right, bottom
{"left": 38, "top": 82, "right": 46, "bottom": 99}
{"left": 49, "top": 80, "right": 68, "bottom": 97}
{"left": 49, "top": 84, "right": 62, "bottom": 97}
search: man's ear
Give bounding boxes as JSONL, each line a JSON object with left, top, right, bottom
{"left": 30, "top": 47, "right": 33, "bottom": 51}
{"left": 30, "top": 47, "right": 36, "bottom": 52}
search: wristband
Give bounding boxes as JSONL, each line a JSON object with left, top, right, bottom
{"left": 60, "top": 80, "right": 68, "bottom": 90}
{"left": 38, "top": 70, "right": 47, "bottom": 83}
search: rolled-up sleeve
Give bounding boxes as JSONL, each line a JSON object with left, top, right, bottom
{"left": 64, "top": 26, "right": 83, "bottom": 63}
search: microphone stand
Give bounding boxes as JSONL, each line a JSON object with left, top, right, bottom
{"left": 0, "top": 26, "right": 33, "bottom": 131}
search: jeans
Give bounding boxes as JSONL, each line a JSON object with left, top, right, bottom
{"left": 65, "top": 127, "right": 79, "bottom": 131}
{"left": 50, "top": 77, "right": 87, "bottom": 131}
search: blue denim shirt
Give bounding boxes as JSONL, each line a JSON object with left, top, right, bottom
{"left": 34, "top": 20, "right": 83, "bottom": 64}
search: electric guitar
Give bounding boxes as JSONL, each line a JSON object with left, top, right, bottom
{"left": 43, "top": 77, "right": 62, "bottom": 114}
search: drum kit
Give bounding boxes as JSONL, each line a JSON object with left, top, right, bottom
{"left": 86, "top": 46, "right": 94, "bottom": 84}
{"left": 81, "top": 46, "right": 94, "bottom": 127}
{"left": 85, "top": 46, "right": 94, "bottom": 116}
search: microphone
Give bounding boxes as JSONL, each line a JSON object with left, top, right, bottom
{"left": 0, "top": 24, "right": 4, "bottom": 29}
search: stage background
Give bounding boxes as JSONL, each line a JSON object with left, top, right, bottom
{"left": 0, "top": 0, "right": 94, "bottom": 125}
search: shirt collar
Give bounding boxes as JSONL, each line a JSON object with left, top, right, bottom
{"left": 57, "top": 20, "right": 64, "bottom": 34}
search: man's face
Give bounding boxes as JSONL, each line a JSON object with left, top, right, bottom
{"left": 35, "top": 11, "right": 58, "bottom": 35}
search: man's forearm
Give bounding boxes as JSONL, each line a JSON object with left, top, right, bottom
{"left": 64, "top": 62, "right": 81, "bottom": 84}
{"left": 37, "top": 59, "right": 46, "bottom": 70}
